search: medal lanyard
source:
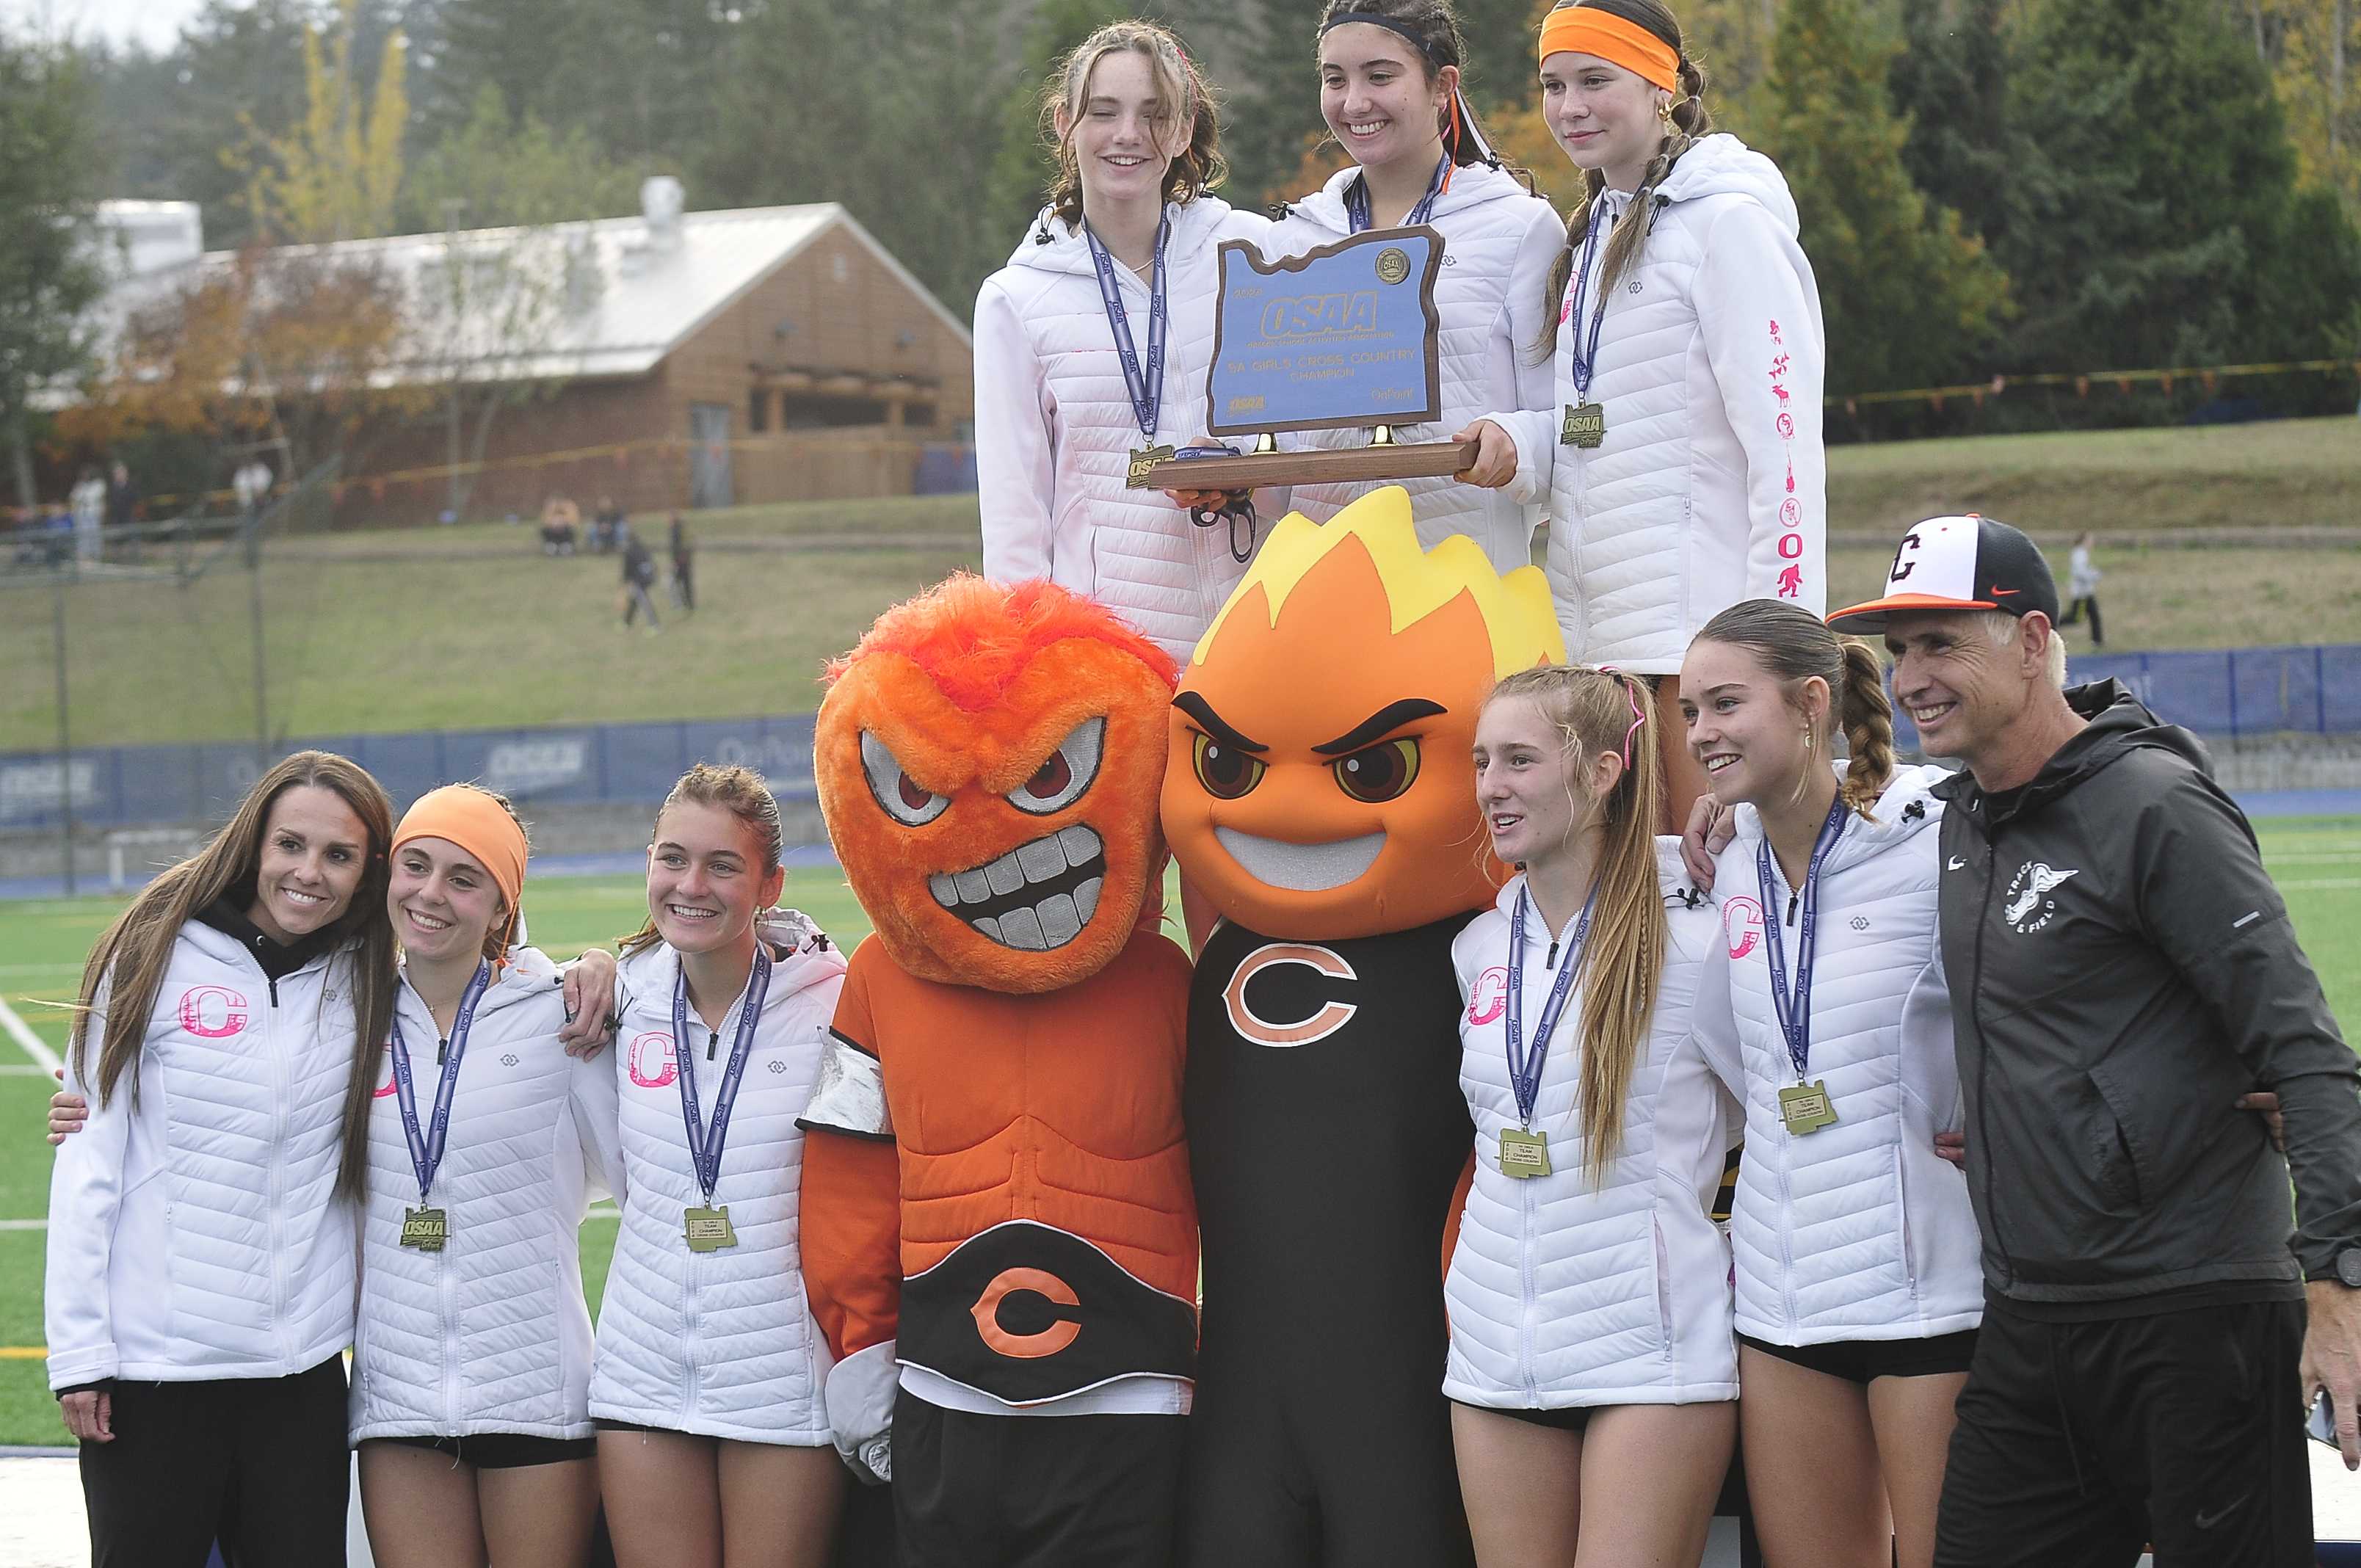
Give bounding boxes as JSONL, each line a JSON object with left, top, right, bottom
{"left": 1562, "top": 202, "right": 1614, "bottom": 404}
{"left": 1084, "top": 213, "right": 1171, "bottom": 444}
{"left": 1346, "top": 152, "right": 1451, "bottom": 233}
{"left": 1758, "top": 794, "right": 1851, "bottom": 1083}
{"left": 672, "top": 945, "right": 773, "bottom": 1208}
{"left": 1504, "top": 883, "right": 1597, "bottom": 1131}
{"left": 388, "top": 960, "right": 493, "bottom": 1206}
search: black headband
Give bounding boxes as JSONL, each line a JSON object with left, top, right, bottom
{"left": 1320, "top": 10, "right": 1437, "bottom": 62}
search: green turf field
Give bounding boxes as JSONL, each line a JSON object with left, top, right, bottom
{"left": 0, "top": 831, "right": 2355, "bottom": 1445}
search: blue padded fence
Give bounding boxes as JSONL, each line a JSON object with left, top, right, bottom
{"left": 1887, "top": 644, "right": 2357, "bottom": 752}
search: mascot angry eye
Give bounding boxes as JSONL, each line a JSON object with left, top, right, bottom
{"left": 818, "top": 578, "right": 1178, "bottom": 995}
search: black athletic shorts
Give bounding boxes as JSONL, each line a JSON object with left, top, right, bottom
{"left": 1450, "top": 1398, "right": 1592, "bottom": 1431}
{"left": 374, "top": 1431, "right": 597, "bottom": 1469}
{"left": 1934, "top": 1295, "right": 2312, "bottom": 1567}
{"left": 1738, "top": 1329, "right": 1979, "bottom": 1384}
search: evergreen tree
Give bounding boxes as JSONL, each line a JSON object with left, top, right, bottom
{"left": 2001, "top": 0, "right": 2361, "bottom": 373}
{"left": 982, "top": 0, "right": 1139, "bottom": 245}
{"left": 1757, "top": 0, "right": 2009, "bottom": 392}
{"left": 1890, "top": 0, "right": 2027, "bottom": 255}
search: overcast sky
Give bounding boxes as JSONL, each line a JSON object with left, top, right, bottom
{"left": 1, "top": 0, "right": 211, "bottom": 52}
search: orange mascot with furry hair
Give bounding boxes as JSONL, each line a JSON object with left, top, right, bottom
{"left": 799, "top": 576, "right": 1197, "bottom": 1568}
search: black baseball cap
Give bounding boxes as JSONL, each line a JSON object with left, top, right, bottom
{"left": 1827, "top": 513, "right": 2061, "bottom": 633}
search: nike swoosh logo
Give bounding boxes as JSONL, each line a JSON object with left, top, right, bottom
{"left": 1947, "top": 856, "right": 1966, "bottom": 871}
{"left": 2193, "top": 1492, "right": 2249, "bottom": 1530}
{"left": 1990, "top": 586, "right": 2020, "bottom": 597}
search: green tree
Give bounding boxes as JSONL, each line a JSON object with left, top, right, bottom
{"left": 0, "top": 29, "right": 108, "bottom": 508}
{"left": 983, "top": 0, "right": 1136, "bottom": 243}
{"left": 2001, "top": 0, "right": 2361, "bottom": 374}
{"left": 1758, "top": 0, "right": 2010, "bottom": 393}
{"left": 1890, "top": 0, "right": 2030, "bottom": 256}
{"left": 403, "top": 83, "right": 639, "bottom": 230}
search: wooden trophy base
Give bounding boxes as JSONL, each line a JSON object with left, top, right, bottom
{"left": 1128, "top": 438, "right": 1479, "bottom": 493}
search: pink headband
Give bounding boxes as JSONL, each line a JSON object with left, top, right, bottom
{"left": 1596, "top": 666, "right": 1647, "bottom": 770}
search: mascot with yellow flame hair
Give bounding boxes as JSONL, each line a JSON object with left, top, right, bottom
{"left": 799, "top": 577, "right": 1197, "bottom": 1567}
{"left": 1167, "top": 487, "right": 1564, "bottom": 1567}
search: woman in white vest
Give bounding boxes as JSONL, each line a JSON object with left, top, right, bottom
{"left": 1456, "top": 0, "right": 1826, "bottom": 827}
{"left": 46, "top": 750, "right": 399, "bottom": 1567}
{"left": 973, "top": 18, "right": 1274, "bottom": 664}
{"left": 1253, "top": 0, "right": 1562, "bottom": 572}
{"left": 1447, "top": 664, "right": 1736, "bottom": 1566}
{"left": 1677, "top": 599, "right": 1978, "bottom": 1568}
{"left": 590, "top": 763, "right": 846, "bottom": 1568}
{"left": 350, "top": 784, "right": 624, "bottom": 1568}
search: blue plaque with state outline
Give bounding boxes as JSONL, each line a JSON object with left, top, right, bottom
{"left": 1205, "top": 228, "right": 1446, "bottom": 438}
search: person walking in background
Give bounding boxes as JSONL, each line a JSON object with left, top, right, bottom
{"left": 668, "top": 512, "right": 695, "bottom": 613}
{"left": 70, "top": 466, "right": 106, "bottom": 562}
{"left": 104, "top": 460, "right": 138, "bottom": 561}
{"left": 2058, "top": 530, "right": 2103, "bottom": 647}
{"left": 620, "top": 526, "right": 662, "bottom": 634}
{"left": 1457, "top": 0, "right": 1827, "bottom": 832}
{"left": 232, "top": 454, "right": 273, "bottom": 523}
{"left": 1827, "top": 513, "right": 2361, "bottom": 1566}
{"left": 592, "top": 496, "right": 625, "bottom": 554}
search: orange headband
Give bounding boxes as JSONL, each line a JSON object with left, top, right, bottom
{"left": 1537, "top": 6, "right": 1682, "bottom": 92}
{"left": 394, "top": 785, "right": 528, "bottom": 950}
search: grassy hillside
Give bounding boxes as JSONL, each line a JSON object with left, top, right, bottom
{"left": 1, "top": 421, "right": 2354, "bottom": 751}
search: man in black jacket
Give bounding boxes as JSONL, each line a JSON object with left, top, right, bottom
{"left": 1830, "top": 514, "right": 2361, "bottom": 1567}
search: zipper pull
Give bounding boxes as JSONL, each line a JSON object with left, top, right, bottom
{"left": 707, "top": 1028, "right": 719, "bottom": 1062}
{"left": 1785, "top": 891, "right": 1800, "bottom": 926}
{"left": 436, "top": 1037, "right": 449, "bottom": 1067}
{"left": 1545, "top": 940, "right": 1559, "bottom": 969}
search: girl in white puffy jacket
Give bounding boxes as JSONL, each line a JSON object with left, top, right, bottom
{"left": 350, "top": 784, "right": 623, "bottom": 1568}
{"left": 974, "top": 19, "right": 1274, "bottom": 663}
{"left": 590, "top": 763, "right": 847, "bottom": 1568}
{"left": 1447, "top": 664, "right": 1736, "bottom": 1567}
{"left": 1250, "top": 0, "right": 1562, "bottom": 573}
{"left": 1678, "top": 600, "right": 1978, "bottom": 1568}
{"left": 1458, "top": 0, "right": 1826, "bottom": 827}
{"left": 46, "top": 750, "right": 401, "bottom": 1567}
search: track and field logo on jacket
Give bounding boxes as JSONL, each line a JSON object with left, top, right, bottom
{"left": 176, "top": 984, "right": 248, "bottom": 1039}
{"left": 2004, "top": 861, "right": 2079, "bottom": 934}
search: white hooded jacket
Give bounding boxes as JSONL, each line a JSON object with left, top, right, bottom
{"left": 974, "top": 197, "right": 1274, "bottom": 662}
{"left": 1443, "top": 846, "right": 1738, "bottom": 1410}
{"left": 1694, "top": 766, "right": 1982, "bottom": 1346}
{"left": 1482, "top": 134, "right": 1827, "bottom": 671}
{"left": 349, "top": 946, "right": 625, "bottom": 1443}
{"left": 588, "top": 913, "right": 843, "bottom": 1444}
{"left": 46, "top": 921, "right": 361, "bottom": 1389}
{"left": 1263, "top": 160, "right": 1564, "bottom": 572}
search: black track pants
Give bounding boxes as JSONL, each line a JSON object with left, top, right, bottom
{"left": 1934, "top": 1298, "right": 2312, "bottom": 1568}
{"left": 79, "top": 1355, "right": 350, "bottom": 1568}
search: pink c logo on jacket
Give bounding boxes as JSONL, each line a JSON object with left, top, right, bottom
{"left": 1467, "top": 966, "right": 1509, "bottom": 1026}
{"left": 627, "top": 1031, "right": 678, "bottom": 1089}
{"left": 177, "top": 985, "right": 249, "bottom": 1039}
{"left": 373, "top": 1041, "right": 398, "bottom": 1098}
{"left": 1722, "top": 896, "right": 1764, "bottom": 961}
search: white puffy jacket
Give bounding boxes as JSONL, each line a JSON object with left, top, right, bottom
{"left": 1263, "top": 161, "right": 1563, "bottom": 572}
{"left": 1484, "top": 134, "right": 1827, "bottom": 672}
{"left": 974, "top": 197, "right": 1274, "bottom": 662}
{"left": 1443, "top": 846, "right": 1737, "bottom": 1411}
{"left": 350, "top": 948, "right": 625, "bottom": 1443}
{"left": 46, "top": 922, "right": 361, "bottom": 1389}
{"left": 1695, "top": 767, "right": 1982, "bottom": 1346}
{"left": 589, "top": 914, "right": 842, "bottom": 1444}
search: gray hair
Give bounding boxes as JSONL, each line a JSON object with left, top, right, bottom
{"left": 1976, "top": 610, "right": 2067, "bottom": 689}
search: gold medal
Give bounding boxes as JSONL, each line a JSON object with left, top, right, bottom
{"left": 1560, "top": 403, "right": 1606, "bottom": 449}
{"left": 1499, "top": 1127, "right": 1553, "bottom": 1178}
{"left": 1127, "top": 444, "right": 1177, "bottom": 487}
{"left": 1779, "top": 1080, "right": 1838, "bottom": 1136}
{"left": 683, "top": 1205, "right": 739, "bottom": 1252}
{"left": 399, "top": 1206, "right": 449, "bottom": 1251}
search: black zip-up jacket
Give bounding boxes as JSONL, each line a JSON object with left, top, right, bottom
{"left": 1935, "top": 680, "right": 2361, "bottom": 1306}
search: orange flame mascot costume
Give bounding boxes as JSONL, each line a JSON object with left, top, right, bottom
{"left": 1166, "top": 488, "right": 1564, "bottom": 1567}
{"left": 799, "top": 577, "right": 1197, "bottom": 1567}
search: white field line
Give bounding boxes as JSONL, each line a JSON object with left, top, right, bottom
{"left": 0, "top": 997, "right": 60, "bottom": 1075}
{"left": 2279, "top": 877, "right": 2361, "bottom": 891}
{"left": 0, "top": 1064, "right": 48, "bottom": 1076}
{"left": 0, "top": 1219, "right": 46, "bottom": 1231}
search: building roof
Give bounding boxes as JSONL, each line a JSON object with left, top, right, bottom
{"left": 62, "top": 195, "right": 970, "bottom": 399}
